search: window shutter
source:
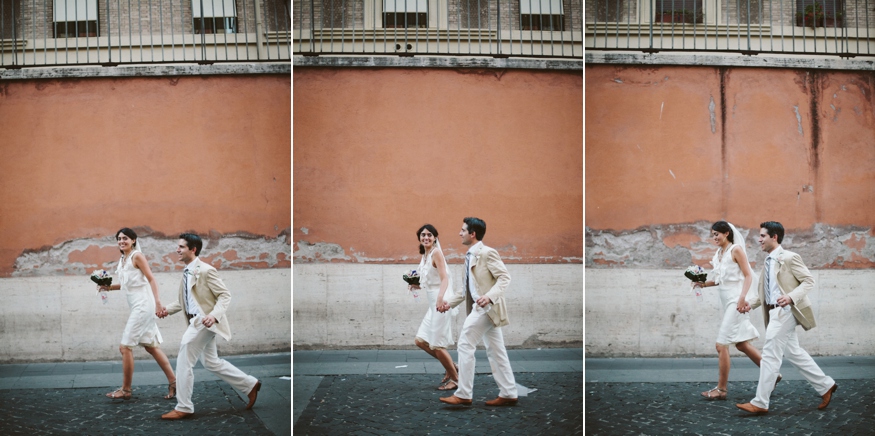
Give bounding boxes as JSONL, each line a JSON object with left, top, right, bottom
{"left": 519, "top": 0, "right": 564, "bottom": 14}
{"left": 53, "top": 0, "right": 98, "bottom": 22}
{"left": 383, "top": 0, "right": 427, "bottom": 13}
{"left": 192, "top": 0, "right": 237, "bottom": 18}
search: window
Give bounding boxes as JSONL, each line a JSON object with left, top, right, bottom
{"left": 383, "top": 0, "right": 427, "bottom": 28}
{"left": 459, "top": 0, "right": 489, "bottom": 29}
{"left": 1, "top": 0, "right": 19, "bottom": 39}
{"left": 53, "top": 0, "right": 98, "bottom": 37}
{"left": 520, "top": 0, "right": 564, "bottom": 31}
{"left": 594, "top": 0, "right": 626, "bottom": 23}
{"left": 192, "top": 0, "right": 237, "bottom": 34}
{"left": 795, "top": 0, "right": 844, "bottom": 28}
{"left": 652, "top": 0, "right": 703, "bottom": 24}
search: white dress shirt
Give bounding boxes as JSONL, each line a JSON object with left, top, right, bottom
{"left": 765, "top": 247, "right": 783, "bottom": 306}
{"left": 184, "top": 259, "right": 201, "bottom": 316}
{"left": 466, "top": 241, "right": 483, "bottom": 301}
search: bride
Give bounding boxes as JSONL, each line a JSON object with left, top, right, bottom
{"left": 408, "top": 224, "right": 459, "bottom": 390}
{"left": 694, "top": 221, "right": 778, "bottom": 400}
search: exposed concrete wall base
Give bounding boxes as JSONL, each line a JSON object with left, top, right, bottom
{"left": 586, "top": 51, "right": 875, "bottom": 71}
{"left": 0, "top": 62, "right": 291, "bottom": 80}
{"left": 294, "top": 55, "right": 583, "bottom": 70}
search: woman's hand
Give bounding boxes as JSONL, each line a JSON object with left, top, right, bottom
{"left": 408, "top": 284, "right": 421, "bottom": 291}
{"left": 98, "top": 285, "right": 110, "bottom": 292}
{"left": 436, "top": 297, "right": 445, "bottom": 310}
{"left": 736, "top": 297, "right": 746, "bottom": 312}
{"left": 691, "top": 281, "right": 704, "bottom": 289}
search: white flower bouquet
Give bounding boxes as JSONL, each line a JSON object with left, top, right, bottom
{"left": 90, "top": 269, "right": 112, "bottom": 287}
{"left": 402, "top": 269, "right": 420, "bottom": 286}
{"left": 684, "top": 265, "right": 707, "bottom": 283}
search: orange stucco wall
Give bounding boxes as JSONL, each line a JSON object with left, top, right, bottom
{"left": 293, "top": 67, "right": 583, "bottom": 263}
{"left": 586, "top": 65, "right": 875, "bottom": 231}
{"left": 0, "top": 75, "right": 291, "bottom": 276}
{"left": 585, "top": 65, "right": 875, "bottom": 269}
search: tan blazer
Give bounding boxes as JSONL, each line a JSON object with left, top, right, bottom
{"left": 446, "top": 243, "right": 511, "bottom": 327}
{"left": 165, "top": 258, "right": 233, "bottom": 341}
{"left": 747, "top": 248, "right": 817, "bottom": 331}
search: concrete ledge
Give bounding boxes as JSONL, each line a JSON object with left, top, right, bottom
{"left": 585, "top": 268, "right": 875, "bottom": 357}
{"left": 0, "top": 269, "right": 291, "bottom": 362}
{"left": 0, "top": 62, "right": 291, "bottom": 80}
{"left": 293, "top": 264, "right": 583, "bottom": 348}
{"left": 585, "top": 51, "right": 875, "bottom": 70}
{"left": 294, "top": 55, "right": 583, "bottom": 71}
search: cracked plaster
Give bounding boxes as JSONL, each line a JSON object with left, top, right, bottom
{"left": 13, "top": 233, "right": 291, "bottom": 277}
{"left": 587, "top": 223, "right": 874, "bottom": 269}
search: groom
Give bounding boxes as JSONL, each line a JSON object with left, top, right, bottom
{"left": 438, "top": 217, "right": 518, "bottom": 406}
{"left": 736, "top": 221, "right": 837, "bottom": 414}
{"left": 158, "top": 233, "right": 261, "bottom": 420}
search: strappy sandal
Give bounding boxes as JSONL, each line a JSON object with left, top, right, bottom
{"left": 440, "top": 362, "right": 460, "bottom": 384}
{"left": 438, "top": 379, "right": 458, "bottom": 391}
{"left": 164, "top": 381, "right": 177, "bottom": 400}
{"left": 701, "top": 387, "right": 727, "bottom": 401}
{"left": 106, "top": 387, "right": 132, "bottom": 400}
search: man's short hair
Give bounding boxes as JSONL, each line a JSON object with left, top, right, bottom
{"left": 463, "top": 217, "right": 486, "bottom": 241}
{"left": 760, "top": 221, "right": 784, "bottom": 244}
{"left": 180, "top": 233, "right": 204, "bottom": 256}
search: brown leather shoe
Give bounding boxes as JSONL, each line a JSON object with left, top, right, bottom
{"left": 775, "top": 373, "right": 782, "bottom": 387}
{"left": 246, "top": 380, "right": 262, "bottom": 410}
{"left": 439, "top": 395, "right": 472, "bottom": 405}
{"left": 736, "top": 402, "right": 768, "bottom": 414}
{"left": 485, "top": 396, "right": 519, "bottom": 406}
{"left": 161, "top": 410, "right": 193, "bottom": 420}
{"left": 818, "top": 383, "right": 838, "bottom": 410}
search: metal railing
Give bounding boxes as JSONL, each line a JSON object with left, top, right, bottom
{"left": 586, "top": 0, "right": 875, "bottom": 57}
{"left": 1, "top": 0, "right": 291, "bottom": 67}
{"left": 292, "top": 0, "right": 584, "bottom": 58}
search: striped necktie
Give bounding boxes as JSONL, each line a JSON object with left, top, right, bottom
{"left": 764, "top": 257, "right": 772, "bottom": 304}
{"left": 183, "top": 268, "right": 191, "bottom": 314}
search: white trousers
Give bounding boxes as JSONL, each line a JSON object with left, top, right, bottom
{"left": 751, "top": 307, "right": 835, "bottom": 409}
{"left": 175, "top": 317, "right": 258, "bottom": 413}
{"left": 454, "top": 306, "right": 517, "bottom": 400}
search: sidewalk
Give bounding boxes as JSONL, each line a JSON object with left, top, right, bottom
{"left": 0, "top": 352, "right": 290, "bottom": 435}
{"left": 293, "top": 348, "right": 583, "bottom": 435}
{"left": 586, "top": 355, "right": 875, "bottom": 435}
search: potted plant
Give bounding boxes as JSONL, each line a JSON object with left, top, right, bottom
{"left": 796, "top": 2, "right": 825, "bottom": 28}
{"left": 825, "top": 11, "right": 843, "bottom": 27}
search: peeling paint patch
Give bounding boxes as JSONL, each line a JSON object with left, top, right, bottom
{"left": 709, "top": 96, "right": 716, "bottom": 133}
{"left": 587, "top": 223, "right": 875, "bottom": 269}
{"left": 13, "top": 233, "right": 291, "bottom": 277}
{"left": 793, "top": 105, "right": 804, "bottom": 136}
{"left": 301, "top": 227, "right": 309, "bottom": 235}
{"left": 294, "top": 240, "right": 350, "bottom": 262}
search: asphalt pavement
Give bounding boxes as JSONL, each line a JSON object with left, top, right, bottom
{"left": 586, "top": 355, "right": 875, "bottom": 435}
{"left": 293, "top": 348, "right": 584, "bottom": 435}
{"left": 0, "top": 352, "right": 291, "bottom": 435}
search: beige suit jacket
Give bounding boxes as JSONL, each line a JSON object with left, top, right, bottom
{"left": 165, "top": 258, "right": 233, "bottom": 341}
{"left": 446, "top": 243, "right": 511, "bottom": 327}
{"left": 747, "top": 248, "right": 817, "bottom": 331}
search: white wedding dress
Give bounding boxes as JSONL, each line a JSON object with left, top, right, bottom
{"left": 414, "top": 242, "right": 457, "bottom": 350}
{"left": 117, "top": 251, "right": 163, "bottom": 347}
{"left": 710, "top": 244, "right": 759, "bottom": 345}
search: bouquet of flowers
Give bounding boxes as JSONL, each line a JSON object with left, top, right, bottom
{"left": 402, "top": 269, "right": 420, "bottom": 286}
{"left": 684, "top": 265, "right": 707, "bottom": 283}
{"left": 90, "top": 269, "right": 112, "bottom": 287}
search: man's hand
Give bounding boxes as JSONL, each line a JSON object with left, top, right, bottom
{"left": 737, "top": 302, "right": 751, "bottom": 314}
{"left": 156, "top": 308, "right": 168, "bottom": 318}
{"left": 476, "top": 296, "right": 492, "bottom": 308}
{"left": 202, "top": 315, "right": 217, "bottom": 328}
{"left": 777, "top": 294, "right": 794, "bottom": 307}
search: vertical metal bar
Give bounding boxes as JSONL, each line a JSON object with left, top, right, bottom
{"left": 183, "top": 0, "right": 189, "bottom": 61}
{"left": 273, "top": 0, "right": 280, "bottom": 57}
{"left": 1, "top": 0, "right": 6, "bottom": 66}
{"left": 221, "top": 0, "right": 228, "bottom": 60}
{"left": 31, "top": 0, "right": 36, "bottom": 65}
{"left": 243, "top": 0, "right": 250, "bottom": 59}
{"left": 148, "top": 0, "right": 154, "bottom": 62}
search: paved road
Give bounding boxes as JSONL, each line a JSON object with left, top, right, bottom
{"left": 586, "top": 356, "right": 875, "bottom": 435}
{"left": 0, "top": 353, "right": 290, "bottom": 435}
{"left": 293, "top": 348, "right": 584, "bottom": 435}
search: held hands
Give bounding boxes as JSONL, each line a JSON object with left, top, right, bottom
{"left": 156, "top": 307, "right": 169, "bottom": 318}
{"left": 736, "top": 298, "right": 746, "bottom": 313}
{"left": 737, "top": 302, "right": 751, "bottom": 314}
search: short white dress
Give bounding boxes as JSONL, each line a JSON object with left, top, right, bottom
{"left": 414, "top": 246, "right": 456, "bottom": 350}
{"left": 117, "top": 252, "right": 163, "bottom": 348}
{"left": 710, "top": 244, "right": 759, "bottom": 346}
